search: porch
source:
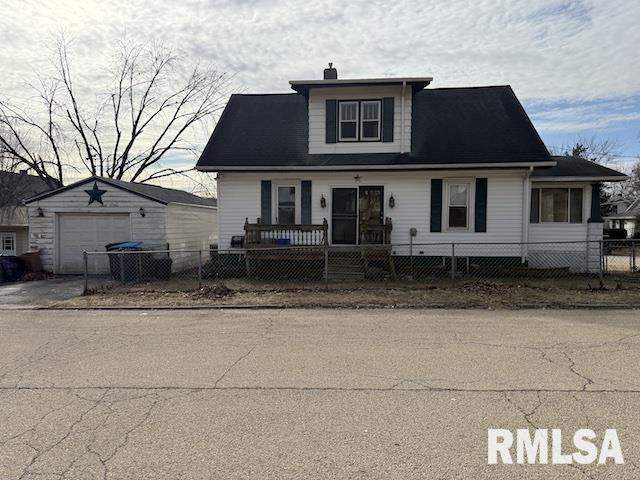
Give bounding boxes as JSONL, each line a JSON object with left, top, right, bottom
{"left": 243, "top": 217, "right": 393, "bottom": 248}
{"left": 242, "top": 218, "right": 395, "bottom": 279}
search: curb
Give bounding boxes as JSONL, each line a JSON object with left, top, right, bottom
{"left": 33, "top": 303, "right": 640, "bottom": 311}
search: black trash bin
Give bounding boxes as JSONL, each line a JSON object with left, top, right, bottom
{"left": 106, "top": 241, "right": 144, "bottom": 281}
{"left": 0, "top": 256, "right": 26, "bottom": 283}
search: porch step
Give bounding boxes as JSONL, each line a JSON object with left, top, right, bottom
{"left": 327, "top": 251, "right": 366, "bottom": 280}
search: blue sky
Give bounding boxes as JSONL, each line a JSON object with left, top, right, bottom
{"left": 0, "top": 0, "right": 638, "bottom": 186}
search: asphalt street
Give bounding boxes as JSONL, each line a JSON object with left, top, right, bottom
{"left": 1, "top": 308, "right": 639, "bottom": 479}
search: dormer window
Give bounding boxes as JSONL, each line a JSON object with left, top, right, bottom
{"left": 361, "top": 100, "right": 381, "bottom": 140}
{"left": 339, "top": 101, "right": 358, "bottom": 141}
{"left": 338, "top": 100, "right": 382, "bottom": 142}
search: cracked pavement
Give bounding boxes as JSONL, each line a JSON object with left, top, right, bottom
{"left": 0, "top": 308, "right": 639, "bottom": 479}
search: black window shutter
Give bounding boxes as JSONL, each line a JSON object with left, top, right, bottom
{"left": 301, "top": 180, "right": 312, "bottom": 224}
{"left": 382, "top": 97, "right": 394, "bottom": 142}
{"left": 326, "top": 100, "right": 337, "bottom": 144}
{"left": 474, "top": 178, "right": 488, "bottom": 232}
{"left": 430, "top": 179, "right": 442, "bottom": 232}
{"left": 261, "top": 180, "right": 271, "bottom": 225}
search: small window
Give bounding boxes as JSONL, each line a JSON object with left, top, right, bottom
{"left": 448, "top": 183, "right": 469, "bottom": 229}
{"left": 1, "top": 232, "right": 16, "bottom": 255}
{"left": 360, "top": 101, "right": 381, "bottom": 140}
{"left": 339, "top": 102, "right": 358, "bottom": 141}
{"left": 530, "top": 187, "right": 583, "bottom": 224}
{"left": 277, "top": 186, "right": 296, "bottom": 224}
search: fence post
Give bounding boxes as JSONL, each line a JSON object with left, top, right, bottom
{"left": 83, "top": 251, "right": 88, "bottom": 294}
{"left": 409, "top": 235, "right": 414, "bottom": 278}
{"left": 599, "top": 240, "right": 604, "bottom": 281}
{"left": 451, "top": 242, "right": 456, "bottom": 279}
{"left": 119, "top": 252, "right": 125, "bottom": 285}
{"left": 633, "top": 241, "right": 637, "bottom": 272}
{"left": 198, "top": 249, "right": 203, "bottom": 289}
{"left": 324, "top": 245, "right": 329, "bottom": 282}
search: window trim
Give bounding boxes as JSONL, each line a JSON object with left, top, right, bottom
{"left": 1, "top": 232, "right": 17, "bottom": 256}
{"left": 530, "top": 186, "right": 584, "bottom": 224}
{"left": 338, "top": 101, "right": 359, "bottom": 142}
{"left": 337, "top": 99, "right": 384, "bottom": 143}
{"left": 359, "top": 100, "right": 381, "bottom": 141}
{"left": 273, "top": 184, "right": 298, "bottom": 225}
{"left": 444, "top": 180, "right": 472, "bottom": 231}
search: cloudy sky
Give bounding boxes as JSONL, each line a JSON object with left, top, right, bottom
{"left": 1, "top": 0, "right": 639, "bottom": 186}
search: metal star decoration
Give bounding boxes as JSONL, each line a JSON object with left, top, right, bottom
{"left": 85, "top": 181, "right": 107, "bottom": 205}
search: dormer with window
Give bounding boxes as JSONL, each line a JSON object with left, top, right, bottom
{"left": 290, "top": 65, "right": 432, "bottom": 155}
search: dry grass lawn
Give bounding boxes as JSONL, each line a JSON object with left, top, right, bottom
{"left": 54, "top": 276, "right": 640, "bottom": 309}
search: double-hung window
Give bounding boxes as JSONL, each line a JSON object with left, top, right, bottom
{"left": 339, "top": 102, "right": 358, "bottom": 141}
{"left": 1, "top": 232, "right": 16, "bottom": 256}
{"left": 360, "top": 100, "right": 381, "bottom": 140}
{"left": 338, "top": 100, "right": 382, "bottom": 142}
{"left": 530, "top": 187, "right": 583, "bottom": 223}
{"left": 447, "top": 183, "right": 469, "bottom": 229}
{"left": 276, "top": 186, "right": 296, "bottom": 224}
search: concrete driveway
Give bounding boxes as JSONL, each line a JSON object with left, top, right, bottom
{"left": 0, "top": 277, "right": 84, "bottom": 308}
{"left": 1, "top": 308, "right": 639, "bottom": 479}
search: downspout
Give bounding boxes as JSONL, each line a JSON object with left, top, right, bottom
{"left": 400, "top": 81, "right": 406, "bottom": 154}
{"left": 521, "top": 166, "right": 532, "bottom": 263}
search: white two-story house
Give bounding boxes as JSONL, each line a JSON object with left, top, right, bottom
{"left": 196, "top": 65, "right": 626, "bottom": 273}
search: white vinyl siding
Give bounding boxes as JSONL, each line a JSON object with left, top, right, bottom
{"left": 309, "top": 85, "right": 411, "bottom": 154}
{"left": 27, "top": 180, "right": 165, "bottom": 273}
{"left": 216, "top": 170, "right": 529, "bottom": 254}
{"left": 27, "top": 179, "right": 217, "bottom": 273}
{"left": 165, "top": 203, "right": 218, "bottom": 271}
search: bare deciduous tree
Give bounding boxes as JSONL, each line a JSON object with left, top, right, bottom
{"left": 548, "top": 135, "right": 620, "bottom": 164}
{"left": 0, "top": 35, "right": 229, "bottom": 188}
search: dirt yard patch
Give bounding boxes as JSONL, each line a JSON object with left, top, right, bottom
{"left": 54, "top": 277, "right": 640, "bottom": 309}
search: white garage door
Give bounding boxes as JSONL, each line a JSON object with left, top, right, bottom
{"left": 58, "top": 214, "right": 131, "bottom": 274}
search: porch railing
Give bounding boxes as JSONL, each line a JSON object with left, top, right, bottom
{"left": 359, "top": 217, "right": 393, "bottom": 245}
{"left": 244, "top": 218, "right": 329, "bottom": 247}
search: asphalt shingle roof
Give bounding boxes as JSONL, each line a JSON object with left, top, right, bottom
{"left": 196, "top": 85, "right": 552, "bottom": 169}
{"left": 531, "top": 156, "right": 628, "bottom": 180}
{"left": 25, "top": 176, "right": 217, "bottom": 207}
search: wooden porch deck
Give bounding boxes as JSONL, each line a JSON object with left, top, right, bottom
{"left": 242, "top": 218, "right": 396, "bottom": 279}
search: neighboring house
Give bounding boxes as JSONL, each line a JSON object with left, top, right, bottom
{"left": 25, "top": 176, "right": 217, "bottom": 274}
{"left": 604, "top": 195, "right": 639, "bottom": 237}
{"left": 0, "top": 171, "right": 51, "bottom": 256}
{"left": 195, "top": 65, "right": 627, "bottom": 273}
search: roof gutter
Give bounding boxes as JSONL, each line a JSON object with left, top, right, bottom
{"left": 400, "top": 81, "right": 406, "bottom": 154}
{"left": 531, "top": 175, "right": 629, "bottom": 182}
{"left": 196, "top": 161, "right": 558, "bottom": 172}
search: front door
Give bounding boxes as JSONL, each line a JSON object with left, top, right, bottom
{"left": 359, "top": 186, "right": 384, "bottom": 244}
{"left": 331, "top": 188, "right": 357, "bottom": 244}
{"left": 331, "top": 186, "right": 385, "bottom": 245}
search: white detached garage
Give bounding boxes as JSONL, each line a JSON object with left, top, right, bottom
{"left": 26, "top": 176, "right": 217, "bottom": 274}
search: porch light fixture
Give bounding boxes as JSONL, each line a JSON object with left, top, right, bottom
{"left": 320, "top": 194, "right": 327, "bottom": 209}
{"left": 139, "top": 207, "right": 146, "bottom": 217}
{"left": 354, "top": 174, "right": 361, "bottom": 183}
{"left": 389, "top": 195, "right": 396, "bottom": 208}
{"left": 36, "top": 207, "right": 44, "bottom": 217}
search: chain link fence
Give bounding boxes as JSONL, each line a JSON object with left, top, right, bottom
{"left": 82, "top": 240, "right": 640, "bottom": 294}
